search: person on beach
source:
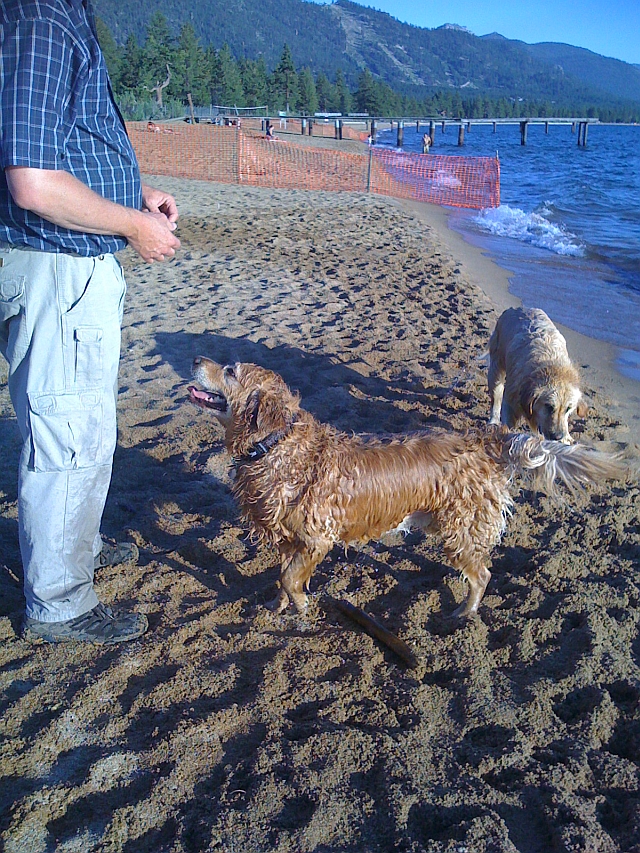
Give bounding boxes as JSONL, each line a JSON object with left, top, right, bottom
{"left": 0, "top": 0, "right": 180, "bottom": 644}
{"left": 422, "top": 133, "right": 432, "bottom": 154}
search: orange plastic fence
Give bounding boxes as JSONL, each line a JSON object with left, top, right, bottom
{"left": 128, "top": 122, "right": 499, "bottom": 209}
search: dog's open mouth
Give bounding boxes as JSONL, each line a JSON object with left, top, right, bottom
{"left": 188, "top": 386, "right": 228, "bottom": 412}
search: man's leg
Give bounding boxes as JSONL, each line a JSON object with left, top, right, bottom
{"left": 0, "top": 247, "right": 145, "bottom": 640}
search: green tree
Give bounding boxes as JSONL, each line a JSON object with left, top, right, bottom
{"left": 95, "top": 16, "right": 120, "bottom": 87}
{"left": 314, "top": 72, "right": 332, "bottom": 112}
{"left": 354, "top": 68, "right": 383, "bottom": 115}
{"left": 174, "top": 23, "right": 209, "bottom": 105}
{"left": 211, "top": 44, "right": 244, "bottom": 106}
{"left": 117, "top": 33, "right": 143, "bottom": 94}
{"left": 271, "top": 44, "right": 298, "bottom": 113}
{"left": 334, "top": 69, "right": 351, "bottom": 114}
{"left": 296, "top": 67, "right": 318, "bottom": 115}
{"left": 239, "top": 57, "right": 269, "bottom": 108}
{"left": 141, "top": 13, "right": 174, "bottom": 105}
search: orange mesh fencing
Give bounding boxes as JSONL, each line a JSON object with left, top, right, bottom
{"left": 127, "top": 122, "right": 500, "bottom": 209}
{"left": 370, "top": 148, "right": 500, "bottom": 209}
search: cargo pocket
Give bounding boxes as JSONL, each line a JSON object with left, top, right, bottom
{"left": 74, "top": 326, "right": 103, "bottom": 386}
{"left": 0, "top": 273, "right": 24, "bottom": 310}
{"left": 27, "top": 389, "right": 116, "bottom": 472}
{"left": 0, "top": 272, "right": 27, "bottom": 360}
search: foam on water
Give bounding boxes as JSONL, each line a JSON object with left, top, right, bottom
{"left": 473, "top": 204, "right": 586, "bottom": 257}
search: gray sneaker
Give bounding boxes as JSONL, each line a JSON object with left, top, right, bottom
{"left": 94, "top": 541, "right": 139, "bottom": 569}
{"left": 24, "top": 602, "right": 148, "bottom": 644}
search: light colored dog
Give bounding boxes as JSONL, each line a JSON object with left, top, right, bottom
{"left": 189, "top": 358, "right": 626, "bottom": 619}
{"left": 488, "top": 307, "right": 588, "bottom": 443}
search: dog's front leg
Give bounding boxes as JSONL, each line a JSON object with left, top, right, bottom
{"left": 266, "top": 545, "right": 329, "bottom": 614}
{"left": 452, "top": 563, "right": 491, "bottom": 618}
{"left": 488, "top": 360, "right": 505, "bottom": 425}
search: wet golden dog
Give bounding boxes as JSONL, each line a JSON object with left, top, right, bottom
{"left": 488, "top": 307, "right": 588, "bottom": 443}
{"left": 189, "top": 358, "right": 626, "bottom": 618}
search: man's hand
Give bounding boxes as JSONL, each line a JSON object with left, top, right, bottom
{"left": 126, "top": 210, "right": 180, "bottom": 263}
{"left": 6, "top": 167, "right": 181, "bottom": 263}
{"left": 141, "top": 183, "right": 179, "bottom": 224}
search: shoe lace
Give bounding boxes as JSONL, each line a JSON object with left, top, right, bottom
{"left": 71, "top": 602, "right": 115, "bottom": 631}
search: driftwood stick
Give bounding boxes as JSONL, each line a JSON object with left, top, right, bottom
{"left": 332, "top": 598, "right": 418, "bottom": 669}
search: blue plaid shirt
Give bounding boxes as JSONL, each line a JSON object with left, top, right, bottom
{"left": 0, "top": 0, "right": 142, "bottom": 255}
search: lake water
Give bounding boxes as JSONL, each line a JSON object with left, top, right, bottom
{"left": 375, "top": 122, "right": 640, "bottom": 383}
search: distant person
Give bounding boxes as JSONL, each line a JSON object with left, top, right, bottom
{"left": 265, "top": 122, "right": 276, "bottom": 140}
{"left": 0, "top": 0, "right": 180, "bottom": 644}
{"left": 422, "top": 133, "right": 431, "bottom": 154}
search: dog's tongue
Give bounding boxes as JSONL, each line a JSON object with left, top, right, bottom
{"left": 188, "top": 386, "right": 211, "bottom": 404}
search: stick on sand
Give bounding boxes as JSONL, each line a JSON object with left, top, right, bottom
{"left": 332, "top": 598, "right": 419, "bottom": 669}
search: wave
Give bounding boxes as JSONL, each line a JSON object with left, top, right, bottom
{"left": 473, "top": 204, "right": 586, "bottom": 257}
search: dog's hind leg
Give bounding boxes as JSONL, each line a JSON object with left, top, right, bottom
{"left": 267, "top": 543, "right": 331, "bottom": 614}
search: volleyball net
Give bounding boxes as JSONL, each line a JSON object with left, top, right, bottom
{"left": 127, "top": 122, "right": 500, "bottom": 210}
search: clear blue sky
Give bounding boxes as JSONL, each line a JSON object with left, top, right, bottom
{"left": 310, "top": 0, "right": 640, "bottom": 66}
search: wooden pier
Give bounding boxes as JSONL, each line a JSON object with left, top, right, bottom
{"left": 368, "top": 116, "right": 599, "bottom": 147}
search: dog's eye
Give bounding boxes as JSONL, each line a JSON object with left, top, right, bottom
{"left": 223, "top": 365, "right": 236, "bottom": 379}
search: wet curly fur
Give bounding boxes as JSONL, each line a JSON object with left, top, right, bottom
{"left": 488, "top": 307, "right": 588, "bottom": 443}
{"left": 189, "top": 358, "right": 627, "bottom": 618}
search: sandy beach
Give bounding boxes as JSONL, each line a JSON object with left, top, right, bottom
{"left": 1, "top": 171, "right": 640, "bottom": 853}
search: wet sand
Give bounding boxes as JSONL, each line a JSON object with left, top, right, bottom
{"left": 1, "top": 175, "right": 639, "bottom": 853}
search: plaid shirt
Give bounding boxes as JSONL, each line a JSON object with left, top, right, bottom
{"left": 0, "top": 0, "right": 142, "bottom": 255}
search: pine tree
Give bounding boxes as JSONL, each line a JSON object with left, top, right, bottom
{"left": 271, "top": 44, "right": 298, "bottom": 113}
{"left": 212, "top": 44, "right": 244, "bottom": 106}
{"left": 314, "top": 72, "right": 332, "bottom": 112}
{"left": 117, "top": 34, "right": 143, "bottom": 94}
{"left": 334, "top": 69, "right": 351, "bottom": 115}
{"left": 296, "top": 67, "right": 318, "bottom": 115}
{"left": 239, "top": 57, "right": 269, "bottom": 108}
{"left": 175, "top": 23, "right": 209, "bottom": 106}
{"left": 141, "top": 12, "right": 174, "bottom": 103}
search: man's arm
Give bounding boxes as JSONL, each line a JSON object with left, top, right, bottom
{"left": 5, "top": 167, "right": 180, "bottom": 263}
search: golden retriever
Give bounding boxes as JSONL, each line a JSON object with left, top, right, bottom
{"left": 488, "top": 307, "right": 588, "bottom": 443}
{"left": 189, "top": 358, "right": 626, "bottom": 618}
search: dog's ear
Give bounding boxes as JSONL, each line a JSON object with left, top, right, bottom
{"left": 243, "top": 389, "right": 291, "bottom": 435}
{"left": 520, "top": 376, "right": 538, "bottom": 417}
{"left": 576, "top": 397, "right": 589, "bottom": 418}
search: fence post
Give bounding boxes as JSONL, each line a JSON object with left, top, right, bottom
{"left": 458, "top": 124, "right": 465, "bottom": 146}
{"left": 367, "top": 144, "right": 372, "bottom": 193}
{"left": 397, "top": 120, "right": 404, "bottom": 147}
{"left": 235, "top": 122, "right": 241, "bottom": 184}
{"left": 301, "top": 118, "right": 306, "bottom": 135}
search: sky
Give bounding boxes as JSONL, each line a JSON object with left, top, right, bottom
{"left": 309, "top": 0, "right": 640, "bottom": 66}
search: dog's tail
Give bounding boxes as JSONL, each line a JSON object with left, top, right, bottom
{"left": 494, "top": 430, "right": 631, "bottom": 495}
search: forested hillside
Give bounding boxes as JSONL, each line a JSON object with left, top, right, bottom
{"left": 93, "top": 0, "right": 640, "bottom": 122}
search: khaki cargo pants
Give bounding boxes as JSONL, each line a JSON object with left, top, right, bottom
{"left": 0, "top": 246, "right": 125, "bottom": 621}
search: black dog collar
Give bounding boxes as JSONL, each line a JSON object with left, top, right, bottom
{"left": 232, "top": 420, "right": 296, "bottom": 466}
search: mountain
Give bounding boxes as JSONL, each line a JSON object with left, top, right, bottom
{"left": 93, "top": 0, "right": 640, "bottom": 109}
{"left": 521, "top": 42, "right": 640, "bottom": 103}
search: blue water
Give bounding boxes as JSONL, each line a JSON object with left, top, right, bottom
{"left": 376, "top": 123, "right": 640, "bottom": 382}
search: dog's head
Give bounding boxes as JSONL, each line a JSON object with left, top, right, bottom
{"left": 521, "top": 366, "right": 587, "bottom": 443}
{"left": 189, "top": 358, "right": 300, "bottom": 455}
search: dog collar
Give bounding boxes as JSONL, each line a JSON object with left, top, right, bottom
{"left": 232, "top": 419, "right": 296, "bottom": 466}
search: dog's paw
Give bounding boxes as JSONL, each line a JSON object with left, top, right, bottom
{"left": 264, "top": 590, "right": 291, "bottom": 614}
{"left": 450, "top": 601, "right": 479, "bottom": 620}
